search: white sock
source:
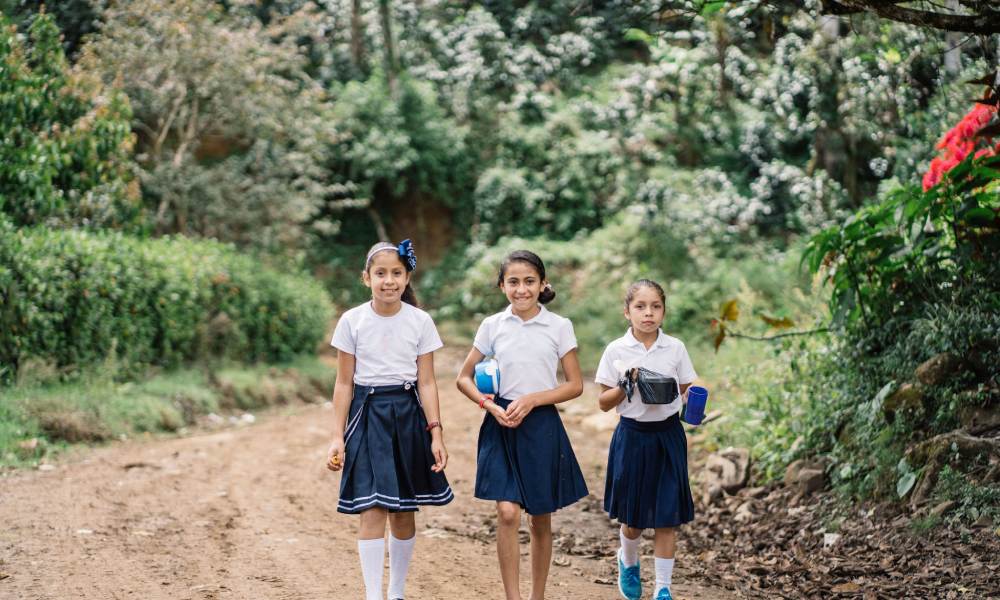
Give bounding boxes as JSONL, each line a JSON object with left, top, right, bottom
{"left": 654, "top": 557, "right": 675, "bottom": 594}
{"left": 619, "top": 526, "right": 640, "bottom": 568}
{"left": 388, "top": 533, "right": 416, "bottom": 599}
{"left": 357, "top": 538, "right": 385, "bottom": 600}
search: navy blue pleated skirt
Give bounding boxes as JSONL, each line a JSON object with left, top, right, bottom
{"left": 338, "top": 383, "right": 454, "bottom": 514}
{"left": 604, "top": 414, "right": 694, "bottom": 529}
{"left": 475, "top": 397, "right": 588, "bottom": 515}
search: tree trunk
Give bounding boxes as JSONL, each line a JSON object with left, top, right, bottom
{"left": 368, "top": 206, "right": 389, "bottom": 242}
{"left": 943, "top": 0, "right": 962, "bottom": 76}
{"left": 350, "top": 0, "right": 365, "bottom": 76}
{"left": 378, "top": 0, "right": 398, "bottom": 97}
{"left": 713, "top": 17, "right": 730, "bottom": 105}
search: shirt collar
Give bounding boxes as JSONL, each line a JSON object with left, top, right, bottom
{"left": 624, "top": 327, "right": 667, "bottom": 348}
{"left": 502, "top": 304, "right": 553, "bottom": 326}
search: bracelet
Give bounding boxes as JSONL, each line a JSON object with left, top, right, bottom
{"left": 425, "top": 420, "right": 442, "bottom": 432}
{"left": 478, "top": 397, "right": 487, "bottom": 409}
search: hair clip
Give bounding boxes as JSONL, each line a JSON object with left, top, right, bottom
{"left": 398, "top": 239, "right": 417, "bottom": 271}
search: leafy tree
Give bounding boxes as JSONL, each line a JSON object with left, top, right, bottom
{"left": 0, "top": 0, "right": 104, "bottom": 57}
{"left": 0, "top": 11, "right": 137, "bottom": 229}
{"left": 77, "top": 0, "right": 342, "bottom": 254}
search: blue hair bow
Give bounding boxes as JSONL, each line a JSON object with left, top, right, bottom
{"left": 398, "top": 239, "right": 417, "bottom": 271}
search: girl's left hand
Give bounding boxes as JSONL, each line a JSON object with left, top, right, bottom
{"left": 504, "top": 395, "right": 537, "bottom": 427}
{"left": 430, "top": 436, "right": 448, "bottom": 472}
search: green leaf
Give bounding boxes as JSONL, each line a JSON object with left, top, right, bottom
{"left": 699, "top": 1, "right": 727, "bottom": 17}
{"left": 624, "top": 28, "right": 653, "bottom": 45}
{"left": 871, "top": 381, "right": 895, "bottom": 418}
{"left": 896, "top": 471, "right": 917, "bottom": 498}
{"left": 962, "top": 207, "right": 996, "bottom": 225}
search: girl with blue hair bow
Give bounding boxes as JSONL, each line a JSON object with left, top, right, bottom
{"left": 326, "top": 239, "right": 452, "bottom": 600}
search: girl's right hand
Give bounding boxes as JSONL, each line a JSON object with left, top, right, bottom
{"left": 327, "top": 437, "right": 345, "bottom": 471}
{"left": 483, "top": 396, "right": 512, "bottom": 427}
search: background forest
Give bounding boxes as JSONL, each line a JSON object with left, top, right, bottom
{"left": 2, "top": 0, "right": 999, "bottom": 532}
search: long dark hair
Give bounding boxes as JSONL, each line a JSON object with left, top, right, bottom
{"left": 496, "top": 250, "right": 556, "bottom": 304}
{"left": 624, "top": 279, "right": 665, "bottom": 307}
{"left": 364, "top": 242, "right": 419, "bottom": 306}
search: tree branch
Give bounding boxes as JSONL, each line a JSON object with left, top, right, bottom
{"left": 724, "top": 327, "right": 830, "bottom": 342}
{"left": 821, "top": 0, "right": 1000, "bottom": 34}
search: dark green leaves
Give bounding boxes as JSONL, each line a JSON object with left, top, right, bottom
{"left": 804, "top": 152, "right": 1000, "bottom": 329}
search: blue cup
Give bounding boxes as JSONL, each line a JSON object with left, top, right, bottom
{"left": 474, "top": 358, "right": 501, "bottom": 396}
{"left": 682, "top": 386, "right": 708, "bottom": 425}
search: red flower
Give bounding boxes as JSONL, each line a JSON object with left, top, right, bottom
{"left": 924, "top": 103, "right": 1000, "bottom": 191}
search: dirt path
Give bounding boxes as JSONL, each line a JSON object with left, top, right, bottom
{"left": 0, "top": 349, "right": 736, "bottom": 600}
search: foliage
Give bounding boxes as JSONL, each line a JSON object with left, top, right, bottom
{"left": 804, "top": 152, "right": 1000, "bottom": 328}
{"left": 934, "top": 465, "right": 1000, "bottom": 525}
{"left": 0, "top": 0, "right": 104, "bottom": 57}
{"left": 0, "top": 12, "right": 138, "bottom": 229}
{"left": 328, "top": 75, "right": 473, "bottom": 208}
{"left": 77, "top": 0, "right": 343, "bottom": 254}
{"left": 729, "top": 103, "right": 1000, "bottom": 499}
{"left": 0, "top": 226, "right": 332, "bottom": 385}
{"left": 431, "top": 210, "right": 814, "bottom": 367}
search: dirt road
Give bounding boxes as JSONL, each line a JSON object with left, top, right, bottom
{"left": 0, "top": 350, "right": 736, "bottom": 600}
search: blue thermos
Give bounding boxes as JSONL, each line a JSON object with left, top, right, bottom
{"left": 474, "top": 358, "right": 501, "bottom": 395}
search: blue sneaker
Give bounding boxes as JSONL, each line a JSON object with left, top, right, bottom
{"left": 655, "top": 587, "right": 674, "bottom": 600}
{"left": 616, "top": 548, "right": 641, "bottom": 600}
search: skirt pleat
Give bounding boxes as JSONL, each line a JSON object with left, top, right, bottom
{"left": 338, "top": 384, "right": 453, "bottom": 514}
{"left": 475, "top": 397, "right": 588, "bottom": 515}
{"left": 603, "top": 414, "right": 694, "bottom": 529}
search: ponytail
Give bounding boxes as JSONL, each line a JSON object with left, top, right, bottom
{"left": 538, "top": 283, "right": 556, "bottom": 304}
{"left": 401, "top": 283, "right": 419, "bottom": 307}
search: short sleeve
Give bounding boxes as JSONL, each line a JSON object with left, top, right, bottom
{"left": 472, "top": 318, "right": 492, "bottom": 356}
{"left": 330, "top": 313, "right": 356, "bottom": 354}
{"left": 417, "top": 313, "right": 444, "bottom": 355}
{"left": 676, "top": 342, "right": 697, "bottom": 384}
{"left": 595, "top": 345, "right": 619, "bottom": 387}
{"left": 556, "top": 318, "right": 578, "bottom": 358}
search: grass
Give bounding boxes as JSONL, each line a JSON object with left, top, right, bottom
{"left": 0, "top": 354, "right": 336, "bottom": 468}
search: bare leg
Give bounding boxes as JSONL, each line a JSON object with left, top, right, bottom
{"left": 359, "top": 507, "right": 388, "bottom": 540}
{"left": 653, "top": 527, "right": 676, "bottom": 558}
{"left": 496, "top": 501, "right": 522, "bottom": 600}
{"left": 528, "top": 512, "right": 552, "bottom": 600}
{"left": 388, "top": 511, "right": 416, "bottom": 539}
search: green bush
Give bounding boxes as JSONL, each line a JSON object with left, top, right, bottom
{"left": 721, "top": 163, "right": 1000, "bottom": 499}
{"left": 0, "top": 226, "right": 332, "bottom": 384}
{"left": 0, "top": 12, "right": 138, "bottom": 229}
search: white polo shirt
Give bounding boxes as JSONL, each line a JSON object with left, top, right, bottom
{"left": 330, "top": 302, "right": 443, "bottom": 386}
{"left": 473, "top": 304, "right": 578, "bottom": 401}
{"left": 595, "top": 328, "right": 697, "bottom": 421}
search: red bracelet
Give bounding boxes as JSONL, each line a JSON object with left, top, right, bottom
{"left": 478, "top": 397, "right": 487, "bottom": 409}
{"left": 425, "top": 421, "right": 442, "bottom": 432}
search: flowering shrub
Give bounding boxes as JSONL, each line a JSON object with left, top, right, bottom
{"left": 922, "top": 102, "right": 999, "bottom": 191}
